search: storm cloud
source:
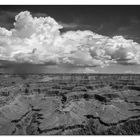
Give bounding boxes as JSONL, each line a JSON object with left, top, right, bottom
{"left": 0, "top": 11, "right": 140, "bottom": 68}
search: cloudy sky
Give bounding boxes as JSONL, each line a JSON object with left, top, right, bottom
{"left": 0, "top": 5, "right": 140, "bottom": 73}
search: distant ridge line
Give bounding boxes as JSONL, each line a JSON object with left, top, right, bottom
{"left": 0, "top": 73, "right": 140, "bottom": 75}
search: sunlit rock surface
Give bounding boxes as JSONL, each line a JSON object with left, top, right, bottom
{"left": 0, "top": 74, "right": 140, "bottom": 135}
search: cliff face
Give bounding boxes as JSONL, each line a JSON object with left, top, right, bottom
{"left": 0, "top": 74, "right": 140, "bottom": 135}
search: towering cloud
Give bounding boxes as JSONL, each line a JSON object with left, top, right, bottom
{"left": 0, "top": 11, "right": 140, "bottom": 67}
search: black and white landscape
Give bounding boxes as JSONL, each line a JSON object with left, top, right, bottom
{"left": 0, "top": 5, "right": 140, "bottom": 135}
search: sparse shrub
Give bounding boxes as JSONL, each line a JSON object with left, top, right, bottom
{"left": 25, "top": 88, "right": 29, "bottom": 94}
{"left": 37, "top": 88, "right": 41, "bottom": 93}
{"left": 26, "top": 84, "right": 30, "bottom": 87}
{"left": 12, "top": 81, "right": 15, "bottom": 84}
{"left": 61, "top": 95, "right": 67, "bottom": 104}
{"left": 83, "top": 94, "right": 89, "bottom": 100}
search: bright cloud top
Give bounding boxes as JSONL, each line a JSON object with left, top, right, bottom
{"left": 0, "top": 11, "right": 140, "bottom": 67}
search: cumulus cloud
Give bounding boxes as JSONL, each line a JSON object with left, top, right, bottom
{"left": 0, "top": 11, "right": 140, "bottom": 67}
{"left": 59, "top": 22, "right": 79, "bottom": 29}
